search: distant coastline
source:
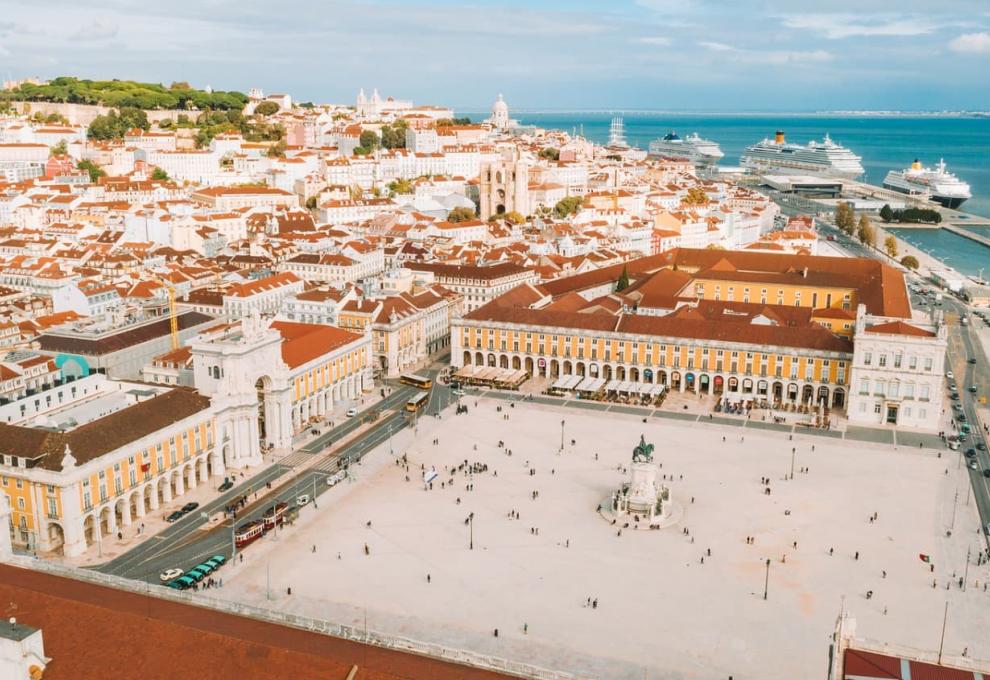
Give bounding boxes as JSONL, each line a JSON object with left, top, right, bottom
{"left": 457, "top": 109, "right": 990, "bottom": 118}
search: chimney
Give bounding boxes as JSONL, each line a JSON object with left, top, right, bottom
{"left": 802, "top": 267, "right": 808, "bottom": 278}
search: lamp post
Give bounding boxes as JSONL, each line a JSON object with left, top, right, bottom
{"left": 560, "top": 419, "right": 565, "bottom": 451}
{"left": 469, "top": 512, "right": 474, "bottom": 550}
{"left": 763, "top": 558, "right": 771, "bottom": 600}
{"left": 790, "top": 448, "right": 796, "bottom": 480}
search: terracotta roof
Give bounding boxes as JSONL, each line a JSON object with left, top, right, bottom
{"left": 0, "top": 387, "right": 210, "bottom": 471}
{"left": 865, "top": 320, "right": 936, "bottom": 338}
{"left": 271, "top": 321, "right": 363, "bottom": 368}
{"left": 0, "top": 563, "right": 516, "bottom": 680}
{"left": 843, "top": 647, "right": 987, "bottom": 680}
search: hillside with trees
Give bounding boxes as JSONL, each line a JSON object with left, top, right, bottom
{"left": 1, "top": 77, "right": 247, "bottom": 111}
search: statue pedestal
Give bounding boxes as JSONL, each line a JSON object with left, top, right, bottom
{"left": 598, "top": 434, "right": 682, "bottom": 530}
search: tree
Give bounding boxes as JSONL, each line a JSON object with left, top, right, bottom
{"left": 305, "top": 195, "right": 318, "bottom": 210}
{"left": 504, "top": 211, "right": 525, "bottom": 225}
{"left": 447, "top": 206, "right": 476, "bottom": 223}
{"left": 835, "top": 202, "right": 856, "bottom": 234}
{"left": 387, "top": 178, "right": 414, "bottom": 195}
{"left": 616, "top": 265, "right": 630, "bottom": 292}
{"left": 158, "top": 118, "right": 173, "bottom": 129}
{"left": 883, "top": 235, "right": 898, "bottom": 258}
{"left": 266, "top": 139, "right": 287, "bottom": 158}
{"left": 879, "top": 204, "right": 894, "bottom": 223}
{"left": 76, "top": 159, "right": 105, "bottom": 183}
{"left": 50, "top": 140, "right": 68, "bottom": 157}
{"left": 254, "top": 101, "right": 280, "bottom": 116}
{"left": 359, "top": 130, "right": 379, "bottom": 151}
{"left": 857, "top": 215, "right": 875, "bottom": 247}
{"left": 151, "top": 167, "right": 171, "bottom": 182}
{"left": 380, "top": 119, "right": 408, "bottom": 149}
{"left": 87, "top": 107, "right": 150, "bottom": 140}
{"left": 539, "top": 147, "right": 560, "bottom": 161}
{"left": 553, "top": 196, "right": 583, "bottom": 219}
{"left": 684, "top": 187, "right": 709, "bottom": 207}
{"left": 900, "top": 255, "right": 919, "bottom": 270}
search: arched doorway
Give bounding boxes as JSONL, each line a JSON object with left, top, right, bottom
{"left": 563, "top": 360, "right": 573, "bottom": 375}
{"left": 83, "top": 515, "right": 97, "bottom": 548}
{"left": 499, "top": 355, "right": 509, "bottom": 369}
{"left": 699, "top": 374, "right": 710, "bottom": 393}
{"left": 512, "top": 356, "right": 521, "bottom": 370}
{"left": 772, "top": 382, "right": 783, "bottom": 401}
{"left": 487, "top": 354, "right": 496, "bottom": 367}
{"left": 713, "top": 375, "right": 724, "bottom": 394}
{"left": 576, "top": 362, "right": 586, "bottom": 377}
{"left": 685, "top": 373, "right": 695, "bottom": 392}
{"left": 524, "top": 357, "right": 534, "bottom": 375}
{"left": 727, "top": 377, "right": 739, "bottom": 393}
{"left": 817, "top": 385, "right": 830, "bottom": 405}
{"left": 603, "top": 365, "right": 613, "bottom": 380}
{"left": 671, "top": 372, "right": 681, "bottom": 389}
{"left": 629, "top": 367, "right": 639, "bottom": 382}
{"left": 787, "top": 383, "right": 799, "bottom": 401}
{"left": 643, "top": 368, "right": 654, "bottom": 384}
{"left": 802, "top": 384, "right": 814, "bottom": 403}
{"left": 475, "top": 352, "right": 484, "bottom": 365}
{"left": 463, "top": 351, "right": 472, "bottom": 365}
{"left": 658, "top": 370, "right": 667, "bottom": 386}
{"left": 832, "top": 388, "right": 845, "bottom": 408}
{"left": 617, "top": 366, "right": 626, "bottom": 380}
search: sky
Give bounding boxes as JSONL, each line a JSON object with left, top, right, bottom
{"left": 1, "top": 0, "right": 989, "bottom": 111}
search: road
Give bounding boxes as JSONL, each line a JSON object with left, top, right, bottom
{"left": 97, "top": 363, "right": 452, "bottom": 583}
{"left": 806, "top": 205, "right": 990, "bottom": 539}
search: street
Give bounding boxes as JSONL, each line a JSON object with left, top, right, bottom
{"left": 95, "top": 364, "right": 452, "bottom": 583}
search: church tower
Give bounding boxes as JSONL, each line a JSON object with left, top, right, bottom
{"left": 479, "top": 147, "right": 530, "bottom": 220}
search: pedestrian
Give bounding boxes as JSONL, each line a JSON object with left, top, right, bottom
{"left": 592, "top": 599, "right": 598, "bottom": 609}
{"left": 494, "top": 628, "right": 499, "bottom": 638}
{"left": 239, "top": 553, "right": 244, "bottom": 563}
{"left": 312, "top": 545, "right": 316, "bottom": 553}
{"left": 524, "top": 623, "right": 528, "bottom": 634}
{"left": 855, "top": 551, "right": 859, "bottom": 560}
{"left": 287, "top": 587, "right": 292, "bottom": 595}
{"left": 427, "top": 574, "right": 431, "bottom": 583}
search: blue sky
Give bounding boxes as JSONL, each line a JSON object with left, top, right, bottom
{"left": 1, "top": 0, "right": 989, "bottom": 111}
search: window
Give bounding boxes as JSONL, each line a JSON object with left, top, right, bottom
{"left": 874, "top": 402, "right": 882, "bottom": 414}
{"left": 924, "top": 358, "right": 933, "bottom": 371}
{"left": 920, "top": 385, "right": 930, "bottom": 400}
{"left": 859, "top": 378, "right": 870, "bottom": 394}
{"left": 864, "top": 352, "right": 872, "bottom": 366}
{"left": 878, "top": 354, "right": 887, "bottom": 367}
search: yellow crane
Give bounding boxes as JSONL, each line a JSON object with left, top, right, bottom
{"left": 166, "top": 283, "right": 179, "bottom": 351}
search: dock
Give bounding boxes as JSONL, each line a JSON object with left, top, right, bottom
{"left": 942, "top": 223, "right": 990, "bottom": 249}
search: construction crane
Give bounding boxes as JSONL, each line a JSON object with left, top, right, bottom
{"left": 166, "top": 283, "right": 179, "bottom": 351}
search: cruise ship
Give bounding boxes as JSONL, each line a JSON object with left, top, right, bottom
{"left": 740, "top": 131, "right": 864, "bottom": 178}
{"left": 648, "top": 132, "right": 724, "bottom": 167}
{"left": 882, "top": 159, "right": 972, "bottom": 209}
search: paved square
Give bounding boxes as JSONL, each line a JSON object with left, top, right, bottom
{"left": 218, "top": 397, "right": 990, "bottom": 679}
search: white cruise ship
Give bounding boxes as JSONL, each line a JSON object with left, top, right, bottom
{"left": 882, "top": 159, "right": 971, "bottom": 209}
{"left": 740, "top": 131, "right": 864, "bottom": 178}
{"left": 648, "top": 132, "right": 724, "bottom": 166}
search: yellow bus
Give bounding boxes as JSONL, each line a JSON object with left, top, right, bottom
{"left": 405, "top": 391, "right": 429, "bottom": 412}
{"left": 400, "top": 373, "right": 433, "bottom": 390}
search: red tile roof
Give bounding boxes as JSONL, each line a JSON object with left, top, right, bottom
{"left": 0, "top": 564, "right": 516, "bottom": 680}
{"left": 865, "top": 320, "right": 936, "bottom": 338}
{"left": 271, "top": 321, "right": 363, "bottom": 368}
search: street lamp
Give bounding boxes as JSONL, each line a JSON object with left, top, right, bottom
{"left": 468, "top": 512, "right": 474, "bottom": 550}
{"left": 560, "top": 419, "right": 565, "bottom": 451}
{"left": 790, "top": 448, "right": 796, "bottom": 480}
{"left": 763, "top": 558, "right": 771, "bottom": 600}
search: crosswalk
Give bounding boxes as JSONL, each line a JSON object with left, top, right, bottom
{"left": 312, "top": 457, "right": 343, "bottom": 474}
{"left": 278, "top": 451, "right": 314, "bottom": 468}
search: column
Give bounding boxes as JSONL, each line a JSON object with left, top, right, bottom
{"left": 174, "top": 472, "right": 184, "bottom": 498}
{"left": 121, "top": 500, "right": 132, "bottom": 527}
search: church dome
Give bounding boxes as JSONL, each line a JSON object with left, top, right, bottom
{"left": 492, "top": 93, "right": 508, "bottom": 115}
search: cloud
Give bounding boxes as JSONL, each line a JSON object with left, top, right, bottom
{"left": 636, "top": 36, "right": 671, "bottom": 46}
{"left": 698, "top": 41, "right": 832, "bottom": 64}
{"left": 635, "top": 0, "right": 696, "bottom": 13}
{"left": 699, "top": 41, "right": 733, "bottom": 51}
{"left": 780, "top": 13, "right": 937, "bottom": 39}
{"left": 69, "top": 20, "right": 118, "bottom": 41}
{"left": 949, "top": 32, "right": 990, "bottom": 53}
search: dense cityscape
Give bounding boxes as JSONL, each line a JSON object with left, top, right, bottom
{"left": 0, "top": 33, "right": 988, "bottom": 680}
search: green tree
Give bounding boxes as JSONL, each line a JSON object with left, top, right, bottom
{"left": 883, "top": 234, "right": 898, "bottom": 258}
{"left": 447, "top": 206, "right": 476, "bottom": 223}
{"left": 254, "top": 101, "right": 280, "bottom": 116}
{"left": 359, "top": 130, "right": 379, "bottom": 151}
{"left": 553, "top": 196, "right": 583, "bottom": 219}
{"left": 616, "top": 265, "right": 630, "bottom": 292}
{"left": 879, "top": 204, "right": 894, "bottom": 223}
{"left": 305, "top": 195, "right": 318, "bottom": 210}
{"left": 77, "top": 159, "right": 105, "bottom": 183}
{"left": 900, "top": 255, "right": 919, "bottom": 270}
{"left": 50, "top": 140, "right": 68, "bottom": 157}
{"left": 835, "top": 202, "right": 856, "bottom": 234}
{"left": 380, "top": 119, "right": 408, "bottom": 149}
{"left": 151, "top": 167, "right": 171, "bottom": 182}
{"left": 266, "top": 139, "right": 287, "bottom": 158}
{"left": 539, "top": 147, "right": 560, "bottom": 161}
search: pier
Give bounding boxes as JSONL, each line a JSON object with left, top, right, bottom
{"left": 942, "top": 223, "right": 990, "bottom": 249}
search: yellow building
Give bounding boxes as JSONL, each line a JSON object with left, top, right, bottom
{"left": 0, "top": 375, "right": 215, "bottom": 557}
{"left": 453, "top": 248, "right": 912, "bottom": 410}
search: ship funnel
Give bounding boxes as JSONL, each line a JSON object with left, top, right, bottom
{"left": 911, "top": 159, "right": 921, "bottom": 171}
{"left": 774, "top": 130, "right": 785, "bottom": 144}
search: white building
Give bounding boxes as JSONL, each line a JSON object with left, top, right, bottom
{"left": 847, "top": 306, "right": 947, "bottom": 431}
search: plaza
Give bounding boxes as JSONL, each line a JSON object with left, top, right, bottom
{"left": 217, "top": 395, "right": 989, "bottom": 679}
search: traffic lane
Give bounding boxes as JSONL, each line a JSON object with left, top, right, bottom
{"left": 96, "top": 462, "right": 290, "bottom": 574}
{"left": 132, "top": 410, "right": 414, "bottom": 581}
{"left": 302, "top": 386, "right": 416, "bottom": 453}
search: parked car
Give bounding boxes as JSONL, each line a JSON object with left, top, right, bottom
{"left": 977, "top": 442, "right": 987, "bottom": 451}
{"left": 346, "top": 407, "right": 358, "bottom": 417}
{"left": 949, "top": 383, "right": 958, "bottom": 392}
{"left": 169, "top": 575, "right": 197, "bottom": 590}
{"left": 159, "top": 568, "right": 183, "bottom": 582}
{"left": 296, "top": 494, "right": 310, "bottom": 506}
{"left": 969, "top": 358, "right": 977, "bottom": 365}
{"left": 218, "top": 478, "right": 234, "bottom": 492}
{"left": 205, "top": 555, "right": 226, "bottom": 569}
{"left": 984, "top": 469, "right": 990, "bottom": 478}
{"left": 968, "top": 386, "right": 978, "bottom": 393}
{"left": 181, "top": 502, "right": 200, "bottom": 514}
{"left": 950, "top": 393, "right": 960, "bottom": 400}
{"left": 165, "top": 510, "right": 184, "bottom": 523}
{"left": 968, "top": 460, "right": 978, "bottom": 470}
{"left": 957, "top": 413, "right": 967, "bottom": 422}
{"left": 965, "top": 448, "right": 977, "bottom": 458}
{"left": 946, "top": 371, "right": 954, "bottom": 380}
{"left": 948, "top": 441, "right": 960, "bottom": 451}
{"left": 187, "top": 564, "right": 214, "bottom": 580}
{"left": 984, "top": 523, "right": 990, "bottom": 537}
